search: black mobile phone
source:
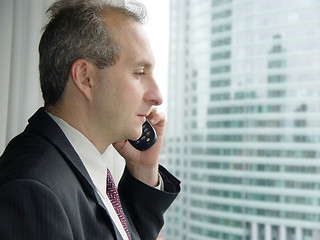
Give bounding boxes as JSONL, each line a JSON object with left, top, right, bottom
{"left": 129, "top": 119, "right": 157, "bottom": 151}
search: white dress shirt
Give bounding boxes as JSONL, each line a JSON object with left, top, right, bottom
{"left": 48, "top": 113, "right": 130, "bottom": 240}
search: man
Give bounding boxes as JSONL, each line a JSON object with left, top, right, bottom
{"left": 0, "top": 0, "right": 180, "bottom": 239}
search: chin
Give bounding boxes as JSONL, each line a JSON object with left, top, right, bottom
{"left": 127, "top": 127, "right": 142, "bottom": 141}
{"left": 134, "top": 128, "right": 143, "bottom": 140}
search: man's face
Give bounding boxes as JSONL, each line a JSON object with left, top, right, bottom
{"left": 91, "top": 16, "right": 163, "bottom": 143}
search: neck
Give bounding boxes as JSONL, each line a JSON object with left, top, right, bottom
{"left": 46, "top": 104, "right": 111, "bottom": 154}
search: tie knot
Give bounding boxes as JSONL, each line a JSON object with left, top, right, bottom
{"left": 106, "top": 169, "right": 116, "bottom": 192}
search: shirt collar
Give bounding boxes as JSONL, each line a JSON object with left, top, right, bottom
{"left": 47, "top": 111, "right": 108, "bottom": 193}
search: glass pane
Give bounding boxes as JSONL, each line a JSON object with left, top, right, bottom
{"left": 163, "top": 0, "right": 320, "bottom": 239}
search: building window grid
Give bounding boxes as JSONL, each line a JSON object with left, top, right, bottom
{"left": 166, "top": 0, "right": 320, "bottom": 239}
{"left": 190, "top": 172, "right": 320, "bottom": 191}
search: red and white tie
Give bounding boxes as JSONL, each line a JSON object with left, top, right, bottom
{"left": 106, "top": 169, "right": 132, "bottom": 240}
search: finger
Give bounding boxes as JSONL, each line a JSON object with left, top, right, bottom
{"left": 148, "top": 111, "right": 165, "bottom": 126}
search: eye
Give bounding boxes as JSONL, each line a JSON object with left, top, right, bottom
{"left": 134, "top": 71, "right": 145, "bottom": 78}
{"left": 136, "top": 72, "right": 145, "bottom": 75}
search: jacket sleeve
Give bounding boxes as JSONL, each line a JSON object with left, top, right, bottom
{"left": 118, "top": 165, "right": 180, "bottom": 240}
{"left": 0, "top": 179, "right": 74, "bottom": 240}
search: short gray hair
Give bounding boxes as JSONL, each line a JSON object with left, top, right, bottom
{"left": 39, "top": 0, "right": 147, "bottom": 106}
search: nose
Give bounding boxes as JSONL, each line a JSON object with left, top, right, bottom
{"left": 145, "top": 77, "right": 163, "bottom": 106}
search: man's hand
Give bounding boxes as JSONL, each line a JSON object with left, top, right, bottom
{"left": 113, "top": 108, "right": 165, "bottom": 187}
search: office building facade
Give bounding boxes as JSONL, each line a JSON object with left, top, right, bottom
{"left": 164, "top": 0, "right": 320, "bottom": 239}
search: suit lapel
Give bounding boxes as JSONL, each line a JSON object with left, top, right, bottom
{"left": 28, "top": 108, "right": 123, "bottom": 240}
{"left": 28, "top": 108, "right": 98, "bottom": 198}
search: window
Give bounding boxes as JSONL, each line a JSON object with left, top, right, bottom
{"left": 165, "top": 0, "right": 320, "bottom": 239}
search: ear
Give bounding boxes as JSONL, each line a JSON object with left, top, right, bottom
{"left": 70, "top": 59, "right": 96, "bottom": 101}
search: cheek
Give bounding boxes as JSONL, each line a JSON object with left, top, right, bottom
{"left": 93, "top": 84, "right": 117, "bottom": 119}
{"left": 120, "top": 81, "right": 142, "bottom": 103}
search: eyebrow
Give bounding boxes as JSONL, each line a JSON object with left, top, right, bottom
{"left": 133, "top": 61, "right": 154, "bottom": 69}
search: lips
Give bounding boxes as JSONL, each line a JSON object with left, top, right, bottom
{"left": 137, "top": 115, "right": 146, "bottom": 122}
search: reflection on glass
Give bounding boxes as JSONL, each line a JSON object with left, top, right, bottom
{"left": 163, "top": 0, "right": 320, "bottom": 239}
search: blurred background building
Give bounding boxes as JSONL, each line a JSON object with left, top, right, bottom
{"left": 163, "top": 0, "right": 320, "bottom": 239}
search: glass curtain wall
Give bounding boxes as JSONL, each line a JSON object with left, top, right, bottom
{"left": 163, "top": 0, "right": 320, "bottom": 239}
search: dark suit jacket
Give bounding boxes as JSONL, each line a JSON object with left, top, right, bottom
{"left": 0, "top": 108, "right": 180, "bottom": 240}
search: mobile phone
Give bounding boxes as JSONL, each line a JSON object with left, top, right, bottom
{"left": 129, "top": 119, "right": 157, "bottom": 151}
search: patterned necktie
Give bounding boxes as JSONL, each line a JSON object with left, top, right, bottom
{"left": 106, "top": 169, "right": 132, "bottom": 240}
